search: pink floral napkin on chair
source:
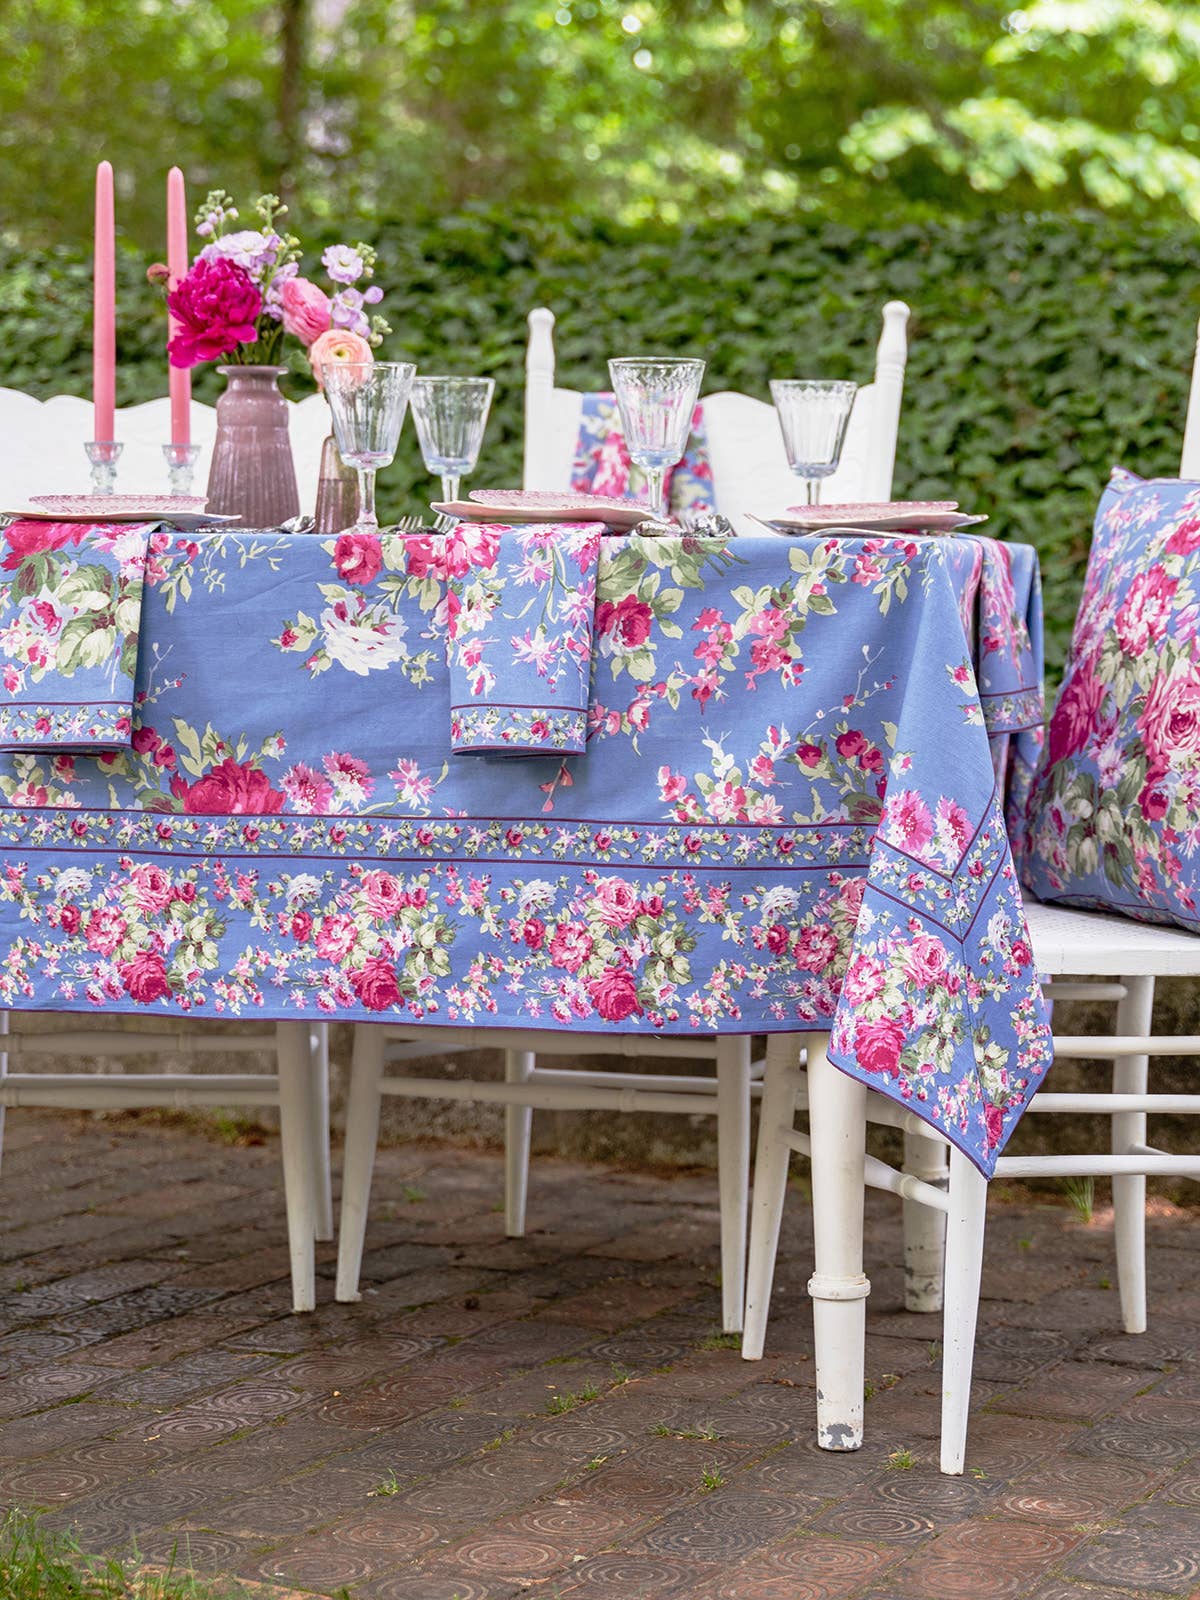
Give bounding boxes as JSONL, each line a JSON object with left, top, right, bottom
{"left": 0, "top": 520, "right": 150, "bottom": 753}
{"left": 446, "top": 522, "right": 602, "bottom": 757}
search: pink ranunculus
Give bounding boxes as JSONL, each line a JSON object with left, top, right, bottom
{"left": 121, "top": 950, "right": 171, "bottom": 1004}
{"left": 1139, "top": 655, "right": 1200, "bottom": 764}
{"left": 793, "top": 923, "right": 839, "bottom": 974}
{"left": 853, "top": 1014, "right": 906, "bottom": 1078}
{"left": 334, "top": 533, "right": 383, "bottom": 585}
{"left": 170, "top": 758, "right": 284, "bottom": 816}
{"left": 905, "top": 931, "right": 949, "bottom": 987}
{"left": 350, "top": 956, "right": 402, "bottom": 1012}
{"left": 1046, "top": 656, "right": 1106, "bottom": 767}
{"left": 309, "top": 329, "right": 373, "bottom": 388}
{"left": 167, "top": 257, "right": 262, "bottom": 369}
{"left": 279, "top": 276, "right": 332, "bottom": 344}
{"left": 588, "top": 966, "right": 643, "bottom": 1022}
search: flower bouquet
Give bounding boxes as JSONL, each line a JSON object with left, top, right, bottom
{"left": 156, "top": 191, "right": 391, "bottom": 529}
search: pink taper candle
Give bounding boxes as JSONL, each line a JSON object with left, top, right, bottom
{"left": 166, "top": 167, "right": 191, "bottom": 446}
{"left": 93, "top": 160, "right": 116, "bottom": 443}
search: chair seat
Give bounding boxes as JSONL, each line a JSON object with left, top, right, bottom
{"left": 1024, "top": 896, "right": 1200, "bottom": 977}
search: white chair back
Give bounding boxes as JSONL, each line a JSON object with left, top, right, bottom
{"left": 0, "top": 387, "right": 332, "bottom": 516}
{"left": 522, "top": 302, "right": 911, "bottom": 531}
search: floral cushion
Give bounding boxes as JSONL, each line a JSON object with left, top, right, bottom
{"left": 1022, "top": 467, "right": 1200, "bottom": 930}
{"left": 571, "top": 392, "right": 715, "bottom": 515}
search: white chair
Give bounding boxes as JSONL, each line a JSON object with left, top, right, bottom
{"left": 335, "top": 303, "right": 914, "bottom": 1332}
{"left": 0, "top": 389, "right": 336, "bottom": 1312}
{"left": 0, "top": 388, "right": 331, "bottom": 513}
{"left": 742, "top": 317, "right": 1200, "bottom": 1472}
{"left": 522, "top": 302, "right": 911, "bottom": 530}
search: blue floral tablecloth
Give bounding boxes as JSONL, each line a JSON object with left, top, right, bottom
{"left": 0, "top": 522, "right": 1051, "bottom": 1174}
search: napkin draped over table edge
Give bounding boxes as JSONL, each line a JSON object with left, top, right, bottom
{"left": 446, "top": 522, "right": 603, "bottom": 758}
{"left": 0, "top": 520, "right": 151, "bottom": 754}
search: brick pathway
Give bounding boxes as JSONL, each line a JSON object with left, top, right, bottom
{"left": 0, "top": 1109, "right": 1197, "bottom": 1599}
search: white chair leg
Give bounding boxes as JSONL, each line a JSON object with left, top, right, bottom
{"left": 807, "top": 1034, "right": 870, "bottom": 1451}
{"left": 308, "top": 1022, "right": 334, "bottom": 1243}
{"left": 274, "top": 1021, "right": 317, "bottom": 1313}
{"left": 1113, "top": 974, "right": 1154, "bottom": 1334}
{"left": 335, "top": 1025, "right": 387, "bottom": 1303}
{"left": 940, "top": 1146, "right": 988, "bottom": 1474}
{"left": 504, "top": 1048, "right": 534, "bottom": 1238}
{"left": 742, "top": 1034, "right": 803, "bottom": 1359}
{"left": 902, "top": 1130, "right": 948, "bottom": 1312}
{"left": 0, "top": 1010, "right": 8, "bottom": 1175}
{"left": 716, "top": 1035, "right": 752, "bottom": 1333}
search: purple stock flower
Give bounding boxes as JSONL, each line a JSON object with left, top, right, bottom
{"left": 322, "top": 244, "right": 366, "bottom": 285}
{"left": 331, "top": 287, "right": 370, "bottom": 337}
{"left": 200, "top": 229, "right": 282, "bottom": 282}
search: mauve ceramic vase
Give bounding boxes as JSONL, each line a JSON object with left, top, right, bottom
{"left": 207, "top": 365, "right": 300, "bottom": 528}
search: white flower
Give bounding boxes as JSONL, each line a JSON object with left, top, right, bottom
{"left": 285, "top": 873, "right": 323, "bottom": 904}
{"left": 54, "top": 867, "right": 93, "bottom": 899}
{"left": 518, "top": 879, "right": 557, "bottom": 912}
{"left": 760, "top": 885, "right": 800, "bottom": 920}
{"left": 320, "top": 601, "right": 408, "bottom": 677}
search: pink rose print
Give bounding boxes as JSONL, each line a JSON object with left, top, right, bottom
{"left": 882, "top": 790, "right": 934, "bottom": 855}
{"left": 793, "top": 923, "right": 839, "bottom": 974}
{"left": 842, "top": 954, "right": 886, "bottom": 1005}
{"left": 1046, "top": 658, "right": 1106, "bottom": 767}
{"left": 121, "top": 950, "right": 172, "bottom": 1004}
{"left": 315, "top": 915, "right": 358, "bottom": 961}
{"left": 360, "top": 870, "right": 404, "bottom": 919}
{"left": 85, "top": 908, "right": 127, "bottom": 957}
{"left": 905, "top": 931, "right": 949, "bottom": 987}
{"left": 853, "top": 1014, "right": 906, "bottom": 1078}
{"left": 350, "top": 957, "right": 402, "bottom": 1012}
{"left": 334, "top": 533, "right": 383, "bottom": 586}
{"left": 549, "top": 922, "right": 593, "bottom": 973}
{"left": 282, "top": 763, "right": 334, "bottom": 813}
{"left": 1139, "top": 656, "right": 1200, "bottom": 765}
{"left": 129, "top": 864, "right": 174, "bottom": 915}
{"left": 2, "top": 521, "right": 87, "bottom": 571}
{"left": 984, "top": 1103, "right": 1005, "bottom": 1149}
{"left": 1114, "top": 568, "right": 1178, "bottom": 657}
{"left": 171, "top": 759, "right": 285, "bottom": 816}
{"left": 596, "top": 595, "right": 654, "bottom": 649}
{"left": 588, "top": 966, "right": 643, "bottom": 1022}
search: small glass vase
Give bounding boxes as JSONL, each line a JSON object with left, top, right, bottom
{"left": 314, "top": 431, "right": 358, "bottom": 535}
{"left": 206, "top": 365, "right": 300, "bottom": 529}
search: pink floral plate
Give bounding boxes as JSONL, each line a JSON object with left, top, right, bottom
{"left": 13, "top": 495, "right": 234, "bottom": 528}
{"left": 772, "top": 501, "right": 985, "bottom": 534}
{"left": 436, "top": 493, "right": 652, "bottom": 530}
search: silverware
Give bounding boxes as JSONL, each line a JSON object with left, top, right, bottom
{"left": 280, "top": 515, "right": 316, "bottom": 534}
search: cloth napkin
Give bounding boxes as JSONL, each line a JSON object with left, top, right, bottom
{"left": 571, "top": 392, "right": 715, "bottom": 515}
{"left": 446, "top": 522, "right": 602, "bottom": 757}
{"left": 0, "top": 520, "right": 150, "bottom": 753}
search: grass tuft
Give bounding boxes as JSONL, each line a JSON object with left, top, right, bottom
{"left": 0, "top": 1509, "right": 260, "bottom": 1598}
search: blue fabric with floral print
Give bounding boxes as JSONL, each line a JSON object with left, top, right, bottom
{"left": 447, "top": 524, "right": 601, "bottom": 758}
{"left": 0, "top": 522, "right": 149, "bottom": 753}
{"left": 0, "top": 521, "right": 1049, "bottom": 1174}
{"left": 1023, "top": 468, "right": 1200, "bottom": 930}
{"left": 571, "top": 392, "right": 715, "bottom": 515}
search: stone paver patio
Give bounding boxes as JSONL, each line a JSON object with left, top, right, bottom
{"left": 0, "top": 1109, "right": 1197, "bottom": 1599}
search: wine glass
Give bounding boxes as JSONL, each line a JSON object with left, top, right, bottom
{"left": 321, "top": 361, "right": 416, "bottom": 533}
{"left": 770, "top": 380, "right": 858, "bottom": 505}
{"left": 409, "top": 375, "right": 495, "bottom": 504}
{"left": 608, "top": 357, "right": 706, "bottom": 520}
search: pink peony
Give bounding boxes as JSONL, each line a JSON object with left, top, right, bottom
{"left": 853, "top": 1014, "right": 906, "bottom": 1078}
{"left": 170, "top": 758, "right": 284, "bottom": 815}
{"left": 121, "top": 950, "right": 171, "bottom": 1004}
{"left": 588, "top": 966, "right": 643, "bottom": 1022}
{"left": 167, "top": 257, "right": 262, "bottom": 369}
{"left": 309, "top": 329, "right": 373, "bottom": 387}
{"left": 350, "top": 957, "right": 402, "bottom": 1012}
{"left": 279, "top": 276, "right": 332, "bottom": 344}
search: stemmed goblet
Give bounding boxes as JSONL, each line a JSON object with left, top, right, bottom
{"left": 770, "top": 379, "right": 857, "bottom": 505}
{"left": 608, "top": 357, "right": 705, "bottom": 520}
{"left": 409, "top": 375, "right": 495, "bottom": 504}
{"left": 321, "top": 361, "right": 416, "bottom": 533}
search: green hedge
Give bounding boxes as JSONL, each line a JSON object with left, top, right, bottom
{"left": 3, "top": 210, "right": 1198, "bottom": 670}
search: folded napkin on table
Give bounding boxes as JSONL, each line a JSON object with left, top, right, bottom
{"left": 572, "top": 392, "right": 714, "bottom": 515}
{"left": 446, "top": 521, "right": 602, "bottom": 757}
{"left": 0, "top": 520, "right": 150, "bottom": 753}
